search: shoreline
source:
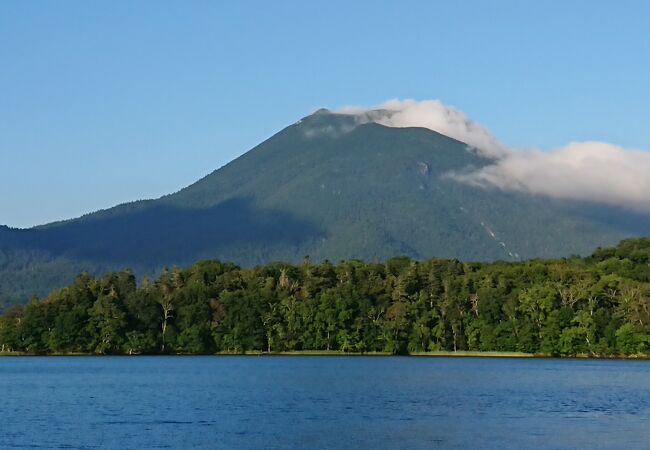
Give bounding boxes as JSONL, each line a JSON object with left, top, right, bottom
{"left": 2, "top": 350, "right": 650, "bottom": 360}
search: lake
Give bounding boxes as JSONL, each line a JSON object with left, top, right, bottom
{"left": 1, "top": 356, "right": 649, "bottom": 449}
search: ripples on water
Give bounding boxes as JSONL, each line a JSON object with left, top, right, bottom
{"left": 1, "top": 357, "right": 649, "bottom": 449}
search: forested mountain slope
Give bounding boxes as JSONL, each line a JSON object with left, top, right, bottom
{"left": 1, "top": 110, "right": 649, "bottom": 308}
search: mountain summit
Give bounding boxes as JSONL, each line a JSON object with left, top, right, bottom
{"left": 1, "top": 109, "right": 649, "bottom": 307}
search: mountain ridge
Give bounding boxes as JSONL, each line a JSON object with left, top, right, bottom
{"left": 1, "top": 109, "right": 649, "bottom": 308}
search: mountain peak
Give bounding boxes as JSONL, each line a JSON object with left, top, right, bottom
{"left": 311, "top": 108, "right": 332, "bottom": 115}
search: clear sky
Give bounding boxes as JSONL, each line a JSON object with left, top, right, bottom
{"left": 1, "top": 1, "right": 649, "bottom": 228}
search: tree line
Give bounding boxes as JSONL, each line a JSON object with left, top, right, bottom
{"left": 1, "top": 238, "right": 650, "bottom": 356}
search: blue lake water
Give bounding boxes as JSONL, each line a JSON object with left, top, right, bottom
{"left": 1, "top": 356, "right": 649, "bottom": 449}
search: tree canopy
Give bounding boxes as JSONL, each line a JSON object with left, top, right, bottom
{"left": 2, "top": 238, "right": 650, "bottom": 356}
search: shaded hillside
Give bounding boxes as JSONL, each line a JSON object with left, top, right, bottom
{"left": 2, "top": 110, "right": 650, "bottom": 308}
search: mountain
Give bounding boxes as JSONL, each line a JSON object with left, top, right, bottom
{"left": 2, "top": 109, "right": 650, "bottom": 308}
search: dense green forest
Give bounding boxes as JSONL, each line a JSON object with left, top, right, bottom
{"left": 1, "top": 238, "right": 650, "bottom": 356}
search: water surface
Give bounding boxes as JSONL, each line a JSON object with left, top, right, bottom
{"left": 1, "top": 356, "right": 649, "bottom": 449}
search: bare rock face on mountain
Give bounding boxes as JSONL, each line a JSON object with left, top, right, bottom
{"left": 1, "top": 109, "right": 650, "bottom": 308}
{"left": 416, "top": 162, "right": 430, "bottom": 176}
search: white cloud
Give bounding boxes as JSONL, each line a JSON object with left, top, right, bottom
{"left": 451, "top": 142, "right": 650, "bottom": 212}
{"left": 338, "top": 99, "right": 508, "bottom": 157}
{"left": 335, "top": 99, "right": 650, "bottom": 212}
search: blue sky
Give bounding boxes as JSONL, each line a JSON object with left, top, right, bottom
{"left": 1, "top": 1, "right": 649, "bottom": 228}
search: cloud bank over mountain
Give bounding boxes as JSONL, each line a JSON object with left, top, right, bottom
{"left": 337, "top": 99, "right": 650, "bottom": 212}
{"left": 338, "top": 99, "right": 508, "bottom": 158}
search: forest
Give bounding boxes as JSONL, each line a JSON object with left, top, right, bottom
{"left": 1, "top": 238, "right": 650, "bottom": 357}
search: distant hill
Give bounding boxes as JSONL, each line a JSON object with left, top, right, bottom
{"left": 2, "top": 109, "right": 649, "bottom": 308}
